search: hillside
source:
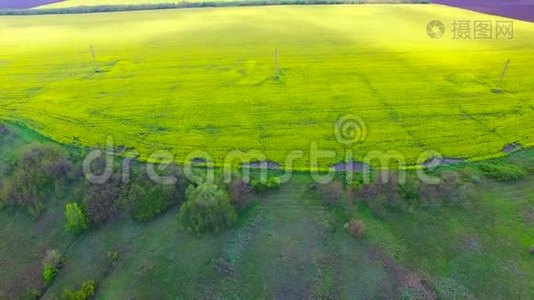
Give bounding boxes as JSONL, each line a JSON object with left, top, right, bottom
{"left": 0, "top": 124, "right": 533, "bottom": 298}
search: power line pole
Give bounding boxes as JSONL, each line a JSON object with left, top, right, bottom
{"left": 89, "top": 45, "right": 99, "bottom": 72}
{"left": 273, "top": 47, "right": 280, "bottom": 80}
{"left": 499, "top": 58, "right": 510, "bottom": 87}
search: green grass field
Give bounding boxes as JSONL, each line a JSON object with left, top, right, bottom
{"left": 1, "top": 5, "right": 533, "bottom": 170}
{"left": 1, "top": 126, "right": 533, "bottom": 298}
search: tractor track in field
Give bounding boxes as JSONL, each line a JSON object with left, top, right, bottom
{"left": 358, "top": 74, "right": 428, "bottom": 151}
{"left": 459, "top": 108, "right": 502, "bottom": 138}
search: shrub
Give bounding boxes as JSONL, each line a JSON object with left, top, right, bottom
{"left": 357, "top": 172, "right": 399, "bottom": 200}
{"left": 1, "top": 145, "right": 71, "bottom": 217}
{"left": 227, "top": 178, "right": 253, "bottom": 209}
{"left": 130, "top": 184, "right": 174, "bottom": 222}
{"left": 530, "top": 245, "right": 534, "bottom": 256}
{"left": 398, "top": 180, "right": 419, "bottom": 205}
{"left": 437, "top": 172, "right": 463, "bottom": 205}
{"left": 179, "top": 183, "right": 236, "bottom": 235}
{"left": 317, "top": 181, "right": 345, "bottom": 205}
{"left": 82, "top": 174, "right": 122, "bottom": 227}
{"left": 268, "top": 176, "right": 281, "bottom": 188}
{"left": 107, "top": 250, "right": 120, "bottom": 262}
{"left": 62, "top": 280, "right": 96, "bottom": 300}
{"left": 43, "top": 265, "right": 56, "bottom": 287}
{"left": 65, "top": 203, "right": 88, "bottom": 234}
{"left": 251, "top": 176, "right": 281, "bottom": 193}
{"left": 419, "top": 172, "right": 465, "bottom": 208}
{"left": 355, "top": 171, "right": 401, "bottom": 216}
{"left": 121, "top": 167, "right": 184, "bottom": 222}
{"left": 477, "top": 162, "right": 526, "bottom": 182}
{"left": 367, "top": 195, "right": 389, "bottom": 218}
{"left": 347, "top": 219, "right": 365, "bottom": 238}
{"left": 42, "top": 249, "right": 64, "bottom": 286}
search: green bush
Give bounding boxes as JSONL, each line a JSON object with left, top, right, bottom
{"left": 179, "top": 183, "right": 236, "bottom": 235}
{"left": 1, "top": 145, "right": 71, "bottom": 217}
{"left": 65, "top": 203, "right": 88, "bottom": 234}
{"left": 477, "top": 162, "right": 526, "bottom": 182}
{"left": 251, "top": 176, "right": 281, "bottom": 193}
{"left": 42, "top": 249, "right": 64, "bottom": 286}
{"left": 130, "top": 184, "right": 173, "bottom": 222}
{"left": 43, "top": 265, "right": 56, "bottom": 286}
{"left": 62, "top": 280, "right": 96, "bottom": 300}
{"left": 398, "top": 180, "right": 419, "bottom": 204}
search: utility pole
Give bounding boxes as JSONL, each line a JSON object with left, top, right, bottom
{"left": 499, "top": 58, "right": 510, "bottom": 87}
{"left": 89, "top": 45, "right": 99, "bottom": 72}
{"left": 273, "top": 47, "right": 280, "bottom": 80}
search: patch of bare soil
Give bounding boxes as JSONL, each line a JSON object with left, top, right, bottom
{"left": 241, "top": 160, "right": 281, "bottom": 170}
{"left": 422, "top": 157, "right": 464, "bottom": 167}
{"left": 502, "top": 143, "right": 523, "bottom": 154}
{"left": 190, "top": 157, "right": 209, "bottom": 165}
{"left": 330, "top": 161, "right": 370, "bottom": 172}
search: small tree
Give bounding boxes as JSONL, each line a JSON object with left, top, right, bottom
{"left": 130, "top": 184, "right": 173, "bottom": 222}
{"left": 347, "top": 219, "right": 365, "bottom": 238}
{"left": 42, "top": 249, "right": 64, "bottom": 286}
{"left": 179, "top": 183, "right": 236, "bottom": 235}
{"left": 65, "top": 203, "right": 88, "bottom": 234}
{"left": 251, "top": 176, "right": 281, "bottom": 193}
{"left": 227, "top": 178, "right": 253, "bottom": 209}
{"left": 82, "top": 173, "right": 122, "bottom": 227}
{"left": 62, "top": 280, "right": 96, "bottom": 300}
{"left": 2, "top": 145, "right": 71, "bottom": 217}
{"left": 317, "top": 181, "right": 345, "bottom": 205}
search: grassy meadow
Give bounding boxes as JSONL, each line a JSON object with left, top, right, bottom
{"left": 0, "top": 125, "right": 533, "bottom": 298}
{"left": 0, "top": 5, "right": 533, "bottom": 170}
